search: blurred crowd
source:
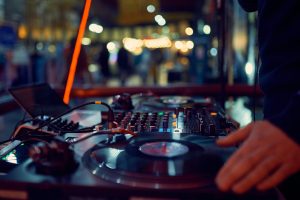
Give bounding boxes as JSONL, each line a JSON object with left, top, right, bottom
{"left": 0, "top": 40, "right": 193, "bottom": 95}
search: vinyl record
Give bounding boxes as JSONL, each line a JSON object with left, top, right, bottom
{"left": 159, "top": 96, "right": 193, "bottom": 105}
{"left": 83, "top": 134, "right": 230, "bottom": 189}
{"left": 138, "top": 96, "right": 194, "bottom": 110}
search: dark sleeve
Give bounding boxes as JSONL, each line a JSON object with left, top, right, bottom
{"left": 238, "top": 0, "right": 258, "bottom": 12}
{"left": 267, "top": 91, "right": 300, "bottom": 144}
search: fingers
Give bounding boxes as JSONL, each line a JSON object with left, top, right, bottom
{"left": 257, "top": 164, "right": 295, "bottom": 191}
{"left": 216, "top": 123, "right": 253, "bottom": 147}
{"left": 216, "top": 120, "right": 300, "bottom": 194}
{"left": 232, "top": 155, "right": 279, "bottom": 194}
{"left": 216, "top": 142, "right": 269, "bottom": 192}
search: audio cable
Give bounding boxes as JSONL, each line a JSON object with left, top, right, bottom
{"left": 69, "top": 127, "right": 136, "bottom": 145}
{"left": 33, "top": 101, "right": 115, "bottom": 134}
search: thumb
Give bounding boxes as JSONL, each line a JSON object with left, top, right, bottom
{"left": 216, "top": 122, "right": 253, "bottom": 147}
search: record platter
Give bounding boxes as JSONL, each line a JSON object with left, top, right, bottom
{"left": 83, "top": 134, "right": 227, "bottom": 189}
{"left": 135, "top": 94, "right": 212, "bottom": 110}
{"left": 0, "top": 94, "right": 279, "bottom": 200}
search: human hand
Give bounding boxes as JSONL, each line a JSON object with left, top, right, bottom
{"left": 215, "top": 120, "right": 300, "bottom": 194}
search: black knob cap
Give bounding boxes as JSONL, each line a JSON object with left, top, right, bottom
{"left": 111, "top": 93, "right": 134, "bottom": 110}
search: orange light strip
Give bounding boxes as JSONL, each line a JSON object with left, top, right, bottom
{"left": 63, "top": 0, "right": 92, "bottom": 104}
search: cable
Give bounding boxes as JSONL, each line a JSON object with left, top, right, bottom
{"left": 70, "top": 127, "right": 136, "bottom": 145}
{"left": 95, "top": 101, "right": 115, "bottom": 129}
{"left": 0, "top": 138, "right": 13, "bottom": 146}
{"left": 21, "top": 137, "right": 50, "bottom": 145}
{"left": 34, "top": 101, "right": 114, "bottom": 133}
{"left": 12, "top": 117, "right": 34, "bottom": 136}
{"left": 58, "top": 126, "right": 97, "bottom": 134}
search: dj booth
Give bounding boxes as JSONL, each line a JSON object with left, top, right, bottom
{"left": 0, "top": 84, "right": 280, "bottom": 200}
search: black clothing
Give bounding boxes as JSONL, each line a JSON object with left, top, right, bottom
{"left": 238, "top": 0, "right": 258, "bottom": 12}
{"left": 239, "top": 0, "right": 300, "bottom": 144}
{"left": 117, "top": 47, "right": 130, "bottom": 71}
{"left": 257, "top": 0, "right": 300, "bottom": 145}
{"left": 239, "top": 1, "right": 300, "bottom": 199}
{"left": 117, "top": 47, "right": 131, "bottom": 85}
{"left": 98, "top": 47, "right": 110, "bottom": 77}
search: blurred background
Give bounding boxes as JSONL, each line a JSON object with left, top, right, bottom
{"left": 0, "top": 0, "right": 259, "bottom": 138}
{"left": 0, "top": 0, "right": 257, "bottom": 89}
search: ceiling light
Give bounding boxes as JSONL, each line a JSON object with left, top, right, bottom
{"left": 147, "top": 5, "right": 156, "bottom": 13}
{"left": 82, "top": 37, "right": 91, "bottom": 45}
{"left": 89, "top": 23, "right": 103, "bottom": 33}
{"left": 185, "top": 27, "right": 194, "bottom": 36}
{"left": 203, "top": 25, "right": 211, "bottom": 35}
{"left": 155, "top": 15, "right": 166, "bottom": 26}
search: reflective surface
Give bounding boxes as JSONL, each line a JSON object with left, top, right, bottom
{"left": 82, "top": 134, "right": 229, "bottom": 189}
{"left": 139, "top": 141, "right": 189, "bottom": 157}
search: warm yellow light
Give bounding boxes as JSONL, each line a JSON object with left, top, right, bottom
{"left": 132, "top": 48, "right": 143, "bottom": 55}
{"left": 120, "top": 37, "right": 173, "bottom": 50}
{"left": 180, "top": 47, "right": 189, "bottom": 53}
{"left": 186, "top": 41, "right": 194, "bottom": 49}
{"left": 180, "top": 57, "right": 189, "bottom": 65}
{"left": 185, "top": 27, "right": 193, "bottom": 36}
{"left": 245, "top": 62, "right": 254, "bottom": 76}
{"left": 55, "top": 29, "right": 63, "bottom": 40}
{"left": 48, "top": 44, "right": 56, "bottom": 53}
{"left": 233, "top": 33, "right": 247, "bottom": 50}
{"left": 210, "top": 112, "right": 217, "bottom": 116}
{"left": 107, "top": 42, "right": 117, "bottom": 53}
{"left": 18, "top": 24, "right": 27, "bottom": 39}
{"left": 32, "top": 29, "right": 41, "bottom": 40}
{"left": 144, "top": 37, "right": 172, "bottom": 48}
{"left": 175, "top": 41, "right": 183, "bottom": 49}
{"left": 44, "top": 28, "right": 52, "bottom": 40}
{"left": 123, "top": 37, "right": 143, "bottom": 53}
{"left": 82, "top": 37, "right": 91, "bottom": 45}
{"left": 175, "top": 40, "right": 194, "bottom": 51}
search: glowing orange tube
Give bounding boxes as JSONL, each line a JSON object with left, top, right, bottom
{"left": 63, "top": 0, "right": 92, "bottom": 104}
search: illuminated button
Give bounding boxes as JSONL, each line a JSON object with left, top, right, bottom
{"left": 210, "top": 112, "right": 217, "bottom": 116}
{"left": 172, "top": 121, "right": 177, "bottom": 127}
{"left": 172, "top": 114, "right": 177, "bottom": 119}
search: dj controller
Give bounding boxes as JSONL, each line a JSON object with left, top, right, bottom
{"left": 0, "top": 94, "right": 279, "bottom": 200}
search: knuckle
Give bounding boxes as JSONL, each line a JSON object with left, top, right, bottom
{"left": 263, "top": 158, "right": 277, "bottom": 171}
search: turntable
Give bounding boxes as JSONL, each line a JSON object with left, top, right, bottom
{"left": 0, "top": 95, "right": 279, "bottom": 200}
{"left": 0, "top": 134, "right": 279, "bottom": 200}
